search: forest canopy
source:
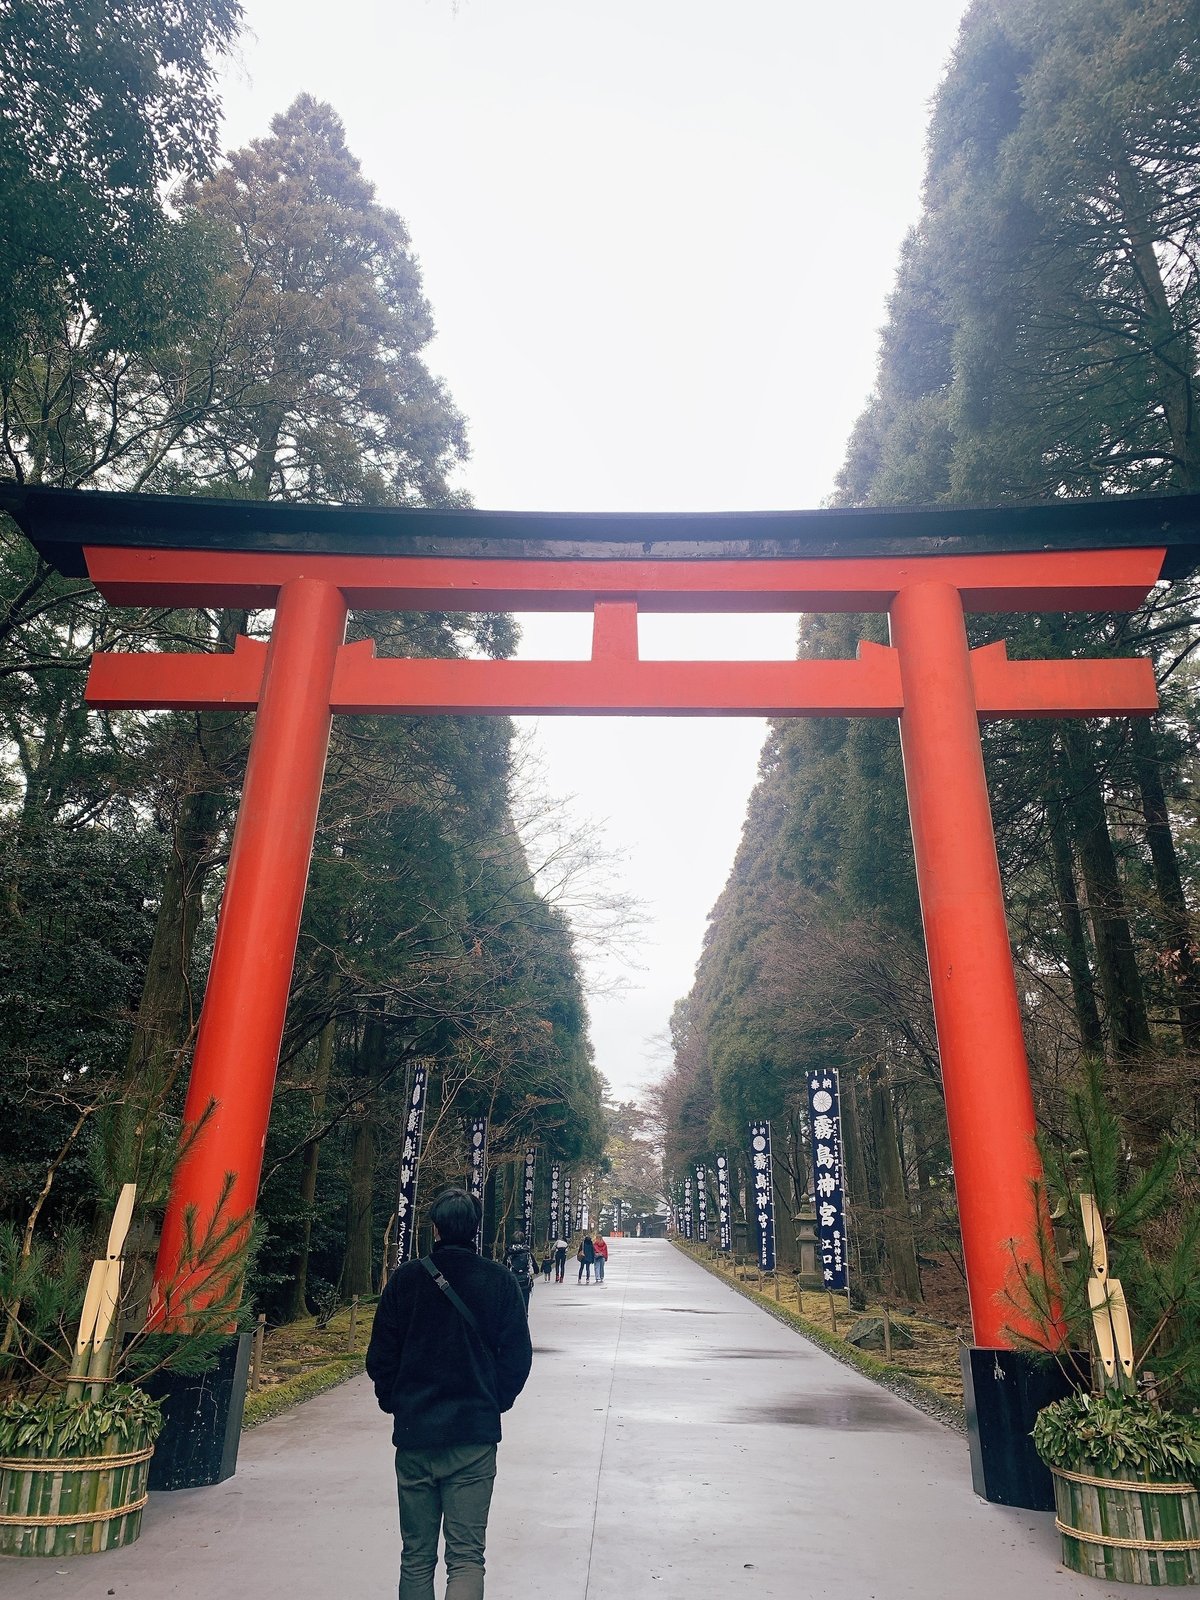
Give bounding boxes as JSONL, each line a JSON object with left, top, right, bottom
{"left": 0, "top": 32, "right": 607, "bottom": 1365}
{"left": 657, "top": 0, "right": 1199, "bottom": 1334}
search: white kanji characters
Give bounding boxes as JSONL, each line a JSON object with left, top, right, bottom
{"left": 816, "top": 1174, "right": 836, "bottom": 1198}
{"left": 813, "top": 1114, "right": 835, "bottom": 1141}
{"left": 819, "top": 1202, "right": 837, "bottom": 1228}
{"left": 815, "top": 1143, "right": 834, "bottom": 1169}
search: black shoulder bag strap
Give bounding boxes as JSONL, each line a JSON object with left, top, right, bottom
{"left": 419, "top": 1256, "right": 484, "bottom": 1341}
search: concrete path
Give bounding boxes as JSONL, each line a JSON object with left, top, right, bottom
{"left": 1, "top": 1239, "right": 1133, "bottom": 1599}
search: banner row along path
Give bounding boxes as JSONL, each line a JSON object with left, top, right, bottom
{"left": 3, "top": 1239, "right": 1131, "bottom": 1599}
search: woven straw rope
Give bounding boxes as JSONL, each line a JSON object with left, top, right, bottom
{"left": 1052, "top": 1465, "right": 1198, "bottom": 1496}
{"left": 1051, "top": 1467, "right": 1200, "bottom": 1553}
{"left": 0, "top": 1446, "right": 152, "bottom": 1528}
{"left": 0, "top": 1494, "right": 147, "bottom": 1528}
{"left": 1054, "top": 1518, "right": 1200, "bottom": 1553}
{"left": 0, "top": 1445, "right": 153, "bottom": 1473}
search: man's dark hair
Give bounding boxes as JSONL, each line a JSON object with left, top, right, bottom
{"left": 430, "top": 1188, "right": 482, "bottom": 1247}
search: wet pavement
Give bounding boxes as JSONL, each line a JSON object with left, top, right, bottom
{"left": 0, "top": 1239, "right": 1134, "bottom": 1599}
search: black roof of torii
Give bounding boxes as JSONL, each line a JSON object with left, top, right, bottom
{"left": 2, "top": 481, "right": 1198, "bottom": 581}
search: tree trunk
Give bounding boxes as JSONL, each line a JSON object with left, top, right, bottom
{"left": 248, "top": 406, "right": 286, "bottom": 499}
{"left": 341, "top": 1114, "right": 376, "bottom": 1299}
{"left": 772, "top": 1161, "right": 797, "bottom": 1269}
{"left": 839, "top": 1074, "right": 880, "bottom": 1292}
{"left": 283, "top": 1016, "right": 336, "bottom": 1321}
{"left": 1046, "top": 776, "right": 1106, "bottom": 1055}
{"left": 1129, "top": 719, "right": 1200, "bottom": 1054}
{"left": 125, "top": 611, "right": 249, "bottom": 1093}
{"left": 125, "top": 779, "right": 223, "bottom": 1087}
{"left": 1058, "top": 727, "right": 1152, "bottom": 1060}
{"left": 869, "top": 1074, "right": 923, "bottom": 1303}
{"left": 340, "top": 1021, "right": 383, "bottom": 1298}
{"left": 1113, "top": 154, "right": 1200, "bottom": 490}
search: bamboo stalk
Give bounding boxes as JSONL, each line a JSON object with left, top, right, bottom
{"left": 1053, "top": 1467, "right": 1200, "bottom": 1585}
{"left": 251, "top": 1312, "right": 266, "bottom": 1392}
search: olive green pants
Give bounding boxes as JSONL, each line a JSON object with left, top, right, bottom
{"left": 394, "top": 1442, "right": 498, "bottom": 1600}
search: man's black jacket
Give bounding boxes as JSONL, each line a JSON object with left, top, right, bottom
{"left": 366, "top": 1243, "right": 533, "bottom": 1450}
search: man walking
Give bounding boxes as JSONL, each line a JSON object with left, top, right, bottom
{"left": 367, "top": 1189, "right": 533, "bottom": 1600}
{"left": 504, "top": 1231, "right": 535, "bottom": 1311}
{"left": 553, "top": 1234, "right": 569, "bottom": 1282}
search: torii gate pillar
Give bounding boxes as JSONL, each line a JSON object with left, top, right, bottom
{"left": 891, "top": 581, "right": 1042, "bottom": 1347}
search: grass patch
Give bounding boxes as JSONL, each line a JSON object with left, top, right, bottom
{"left": 242, "top": 1356, "right": 365, "bottom": 1428}
{"left": 241, "top": 1299, "right": 377, "bottom": 1429}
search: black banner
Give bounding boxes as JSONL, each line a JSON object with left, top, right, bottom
{"left": 807, "top": 1070, "right": 849, "bottom": 1292}
{"left": 683, "top": 1174, "right": 694, "bottom": 1240}
{"left": 715, "top": 1150, "right": 732, "bottom": 1251}
{"left": 394, "top": 1064, "right": 429, "bottom": 1267}
{"left": 749, "top": 1120, "right": 776, "bottom": 1271}
{"left": 696, "top": 1164, "right": 709, "bottom": 1242}
{"left": 563, "top": 1172, "right": 573, "bottom": 1238}
{"left": 523, "top": 1147, "right": 536, "bottom": 1245}
{"left": 575, "top": 1182, "right": 586, "bottom": 1233}
{"left": 468, "top": 1115, "right": 488, "bottom": 1252}
{"left": 550, "top": 1162, "right": 561, "bottom": 1241}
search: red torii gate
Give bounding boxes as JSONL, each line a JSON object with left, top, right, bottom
{"left": 7, "top": 484, "right": 1198, "bottom": 1504}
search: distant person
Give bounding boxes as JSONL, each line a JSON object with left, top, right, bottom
{"left": 366, "top": 1188, "right": 532, "bottom": 1600}
{"left": 593, "top": 1234, "right": 608, "bottom": 1284}
{"left": 553, "top": 1236, "right": 569, "bottom": 1282}
{"left": 504, "top": 1233, "right": 535, "bottom": 1310}
{"left": 540, "top": 1249, "right": 552, "bottom": 1282}
{"left": 577, "top": 1234, "right": 596, "bottom": 1284}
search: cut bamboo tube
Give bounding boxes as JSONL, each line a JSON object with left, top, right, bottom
{"left": 65, "top": 1261, "right": 107, "bottom": 1403}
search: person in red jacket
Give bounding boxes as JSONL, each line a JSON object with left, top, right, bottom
{"left": 593, "top": 1233, "right": 609, "bottom": 1284}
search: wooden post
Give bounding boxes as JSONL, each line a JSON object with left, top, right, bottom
{"left": 883, "top": 1305, "right": 893, "bottom": 1361}
{"left": 828, "top": 1291, "right": 838, "bottom": 1333}
{"left": 348, "top": 1294, "right": 359, "bottom": 1350}
{"left": 773, "top": 1271, "right": 780, "bottom": 1301}
{"left": 251, "top": 1312, "right": 266, "bottom": 1393}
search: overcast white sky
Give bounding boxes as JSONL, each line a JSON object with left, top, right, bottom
{"left": 217, "top": 0, "right": 969, "bottom": 1103}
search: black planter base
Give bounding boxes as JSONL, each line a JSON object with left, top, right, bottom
{"left": 960, "top": 1345, "right": 1086, "bottom": 1510}
{"left": 144, "top": 1331, "right": 253, "bottom": 1491}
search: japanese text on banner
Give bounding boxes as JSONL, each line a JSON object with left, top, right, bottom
{"left": 394, "top": 1065, "right": 429, "bottom": 1267}
{"left": 749, "top": 1120, "right": 776, "bottom": 1272}
{"left": 807, "top": 1070, "right": 849, "bottom": 1292}
{"left": 715, "top": 1151, "right": 732, "bottom": 1251}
